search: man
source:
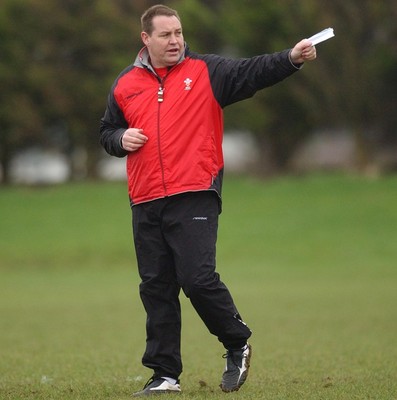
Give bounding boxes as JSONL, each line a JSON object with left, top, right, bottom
{"left": 100, "top": 4, "right": 316, "bottom": 397}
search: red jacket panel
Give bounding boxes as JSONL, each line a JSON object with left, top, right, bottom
{"left": 100, "top": 45, "right": 300, "bottom": 206}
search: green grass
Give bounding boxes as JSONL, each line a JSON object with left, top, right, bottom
{"left": 1, "top": 174, "right": 397, "bottom": 399}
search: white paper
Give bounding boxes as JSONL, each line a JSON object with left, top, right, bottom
{"left": 308, "top": 28, "right": 335, "bottom": 45}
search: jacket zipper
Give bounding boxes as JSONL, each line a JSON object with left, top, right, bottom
{"left": 155, "top": 75, "right": 167, "bottom": 196}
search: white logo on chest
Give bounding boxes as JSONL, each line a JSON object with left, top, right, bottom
{"left": 184, "top": 78, "right": 193, "bottom": 90}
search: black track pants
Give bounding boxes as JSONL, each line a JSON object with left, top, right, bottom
{"left": 132, "top": 191, "right": 251, "bottom": 379}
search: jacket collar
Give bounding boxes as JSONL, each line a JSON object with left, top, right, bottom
{"left": 133, "top": 43, "right": 188, "bottom": 72}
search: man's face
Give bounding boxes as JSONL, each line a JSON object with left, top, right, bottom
{"left": 141, "top": 15, "right": 184, "bottom": 68}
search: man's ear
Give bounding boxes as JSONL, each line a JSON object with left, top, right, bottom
{"left": 141, "top": 31, "right": 150, "bottom": 46}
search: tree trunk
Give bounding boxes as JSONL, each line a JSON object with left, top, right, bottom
{"left": 0, "top": 131, "right": 11, "bottom": 185}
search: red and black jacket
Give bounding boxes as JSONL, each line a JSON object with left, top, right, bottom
{"left": 100, "top": 44, "right": 300, "bottom": 206}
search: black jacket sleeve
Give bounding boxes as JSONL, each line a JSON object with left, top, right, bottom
{"left": 99, "top": 90, "right": 129, "bottom": 158}
{"left": 194, "top": 49, "right": 301, "bottom": 108}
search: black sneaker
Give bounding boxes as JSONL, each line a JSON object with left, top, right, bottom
{"left": 220, "top": 343, "right": 252, "bottom": 392}
{"left": 132, "top": 377, "right": 181, "bottom": 397}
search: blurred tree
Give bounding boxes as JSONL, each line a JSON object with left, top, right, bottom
{"left": 0, "top": 0, "right": 46, "bottom": 182}
{"left": 213, "top": 0, "right": 314, "bottom": 173}
{"left": 310, "top": 1, "right": 397, "bottom": 171}
{"left": 0, "top": 0, "right": 396, "bottom": 183}
{"left": 0, "top": 0, "right": 146, "bottom": 182}
{"left": 170, "top": 0, "right": 223, "bottom": 53}
{"left": 217, "top": 0, "right": 397, "bottom": 173}
{"left": 287, "top": 0, "right": 397, "bottom": 171}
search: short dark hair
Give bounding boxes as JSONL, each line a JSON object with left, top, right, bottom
{"left": 141, "top": 5, "right": 181, "bottom": 35}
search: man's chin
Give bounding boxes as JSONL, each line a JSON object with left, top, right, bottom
{"left": 165, "top": 57, "right": 180, "bottom": 67}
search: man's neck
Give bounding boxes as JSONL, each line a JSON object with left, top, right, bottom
{"left": 153, "top": 66, "right": 169, "bottom": 79}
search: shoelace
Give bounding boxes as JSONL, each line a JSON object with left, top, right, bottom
{"left": 222, "top": 349, "right": 245, "bottom": 367}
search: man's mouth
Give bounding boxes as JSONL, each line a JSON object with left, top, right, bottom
{"left": 167, "top": 48, "right": 179, "bottom": 55}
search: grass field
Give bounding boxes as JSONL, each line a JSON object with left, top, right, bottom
{"left": 1, "top": 174, "right": 397, "bottom": 399}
